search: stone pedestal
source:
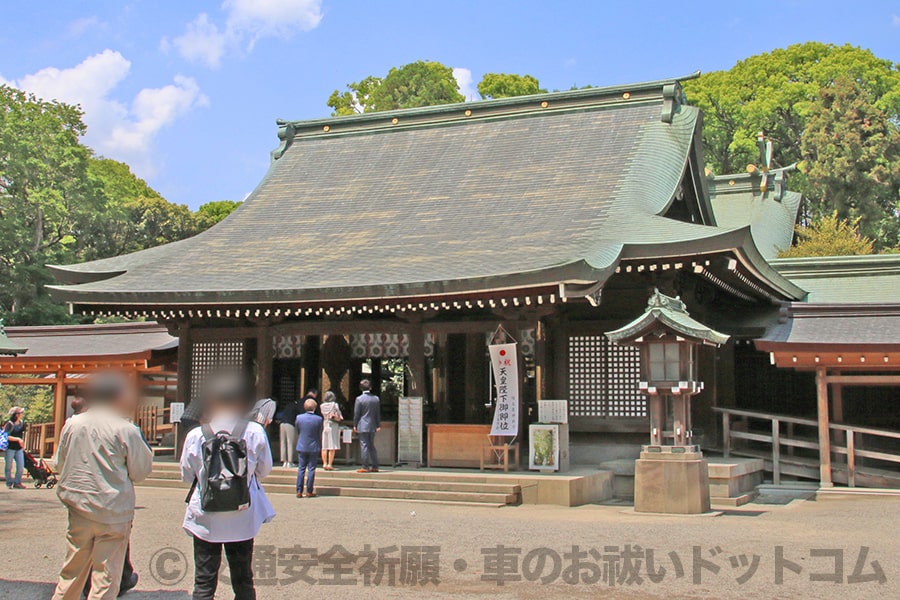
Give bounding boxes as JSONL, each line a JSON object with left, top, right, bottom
{"left": 634, "top": 446, "right": 711, "bottom": 514}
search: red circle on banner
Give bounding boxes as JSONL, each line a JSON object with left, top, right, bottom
{"left": 499, "top": 350, "right": 506, "bottom": 356}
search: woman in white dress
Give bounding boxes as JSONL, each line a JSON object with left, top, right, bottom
{"left": 320, "top": 391, "right": 343, "bottom": 471}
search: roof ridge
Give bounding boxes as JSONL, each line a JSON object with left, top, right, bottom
{"left": 271, "top": 73, "right": 700, "bottom": 159}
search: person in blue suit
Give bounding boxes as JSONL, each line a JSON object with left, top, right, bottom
{"left": 294, "top": 399, "right": 323, "bottom": 498}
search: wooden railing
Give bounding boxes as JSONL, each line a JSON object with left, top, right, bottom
{"left": 25, "top": 422, "right": 56, "bottom": 458}
{"left": 134, "top": 405, "right": 173, "bottom": 445}
{"left": 715, "top": 407, "right": 900, "bottom": 488}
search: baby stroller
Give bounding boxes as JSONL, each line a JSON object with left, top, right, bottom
{"left": 23, "top": 451, "right": 58, "bottom": 488}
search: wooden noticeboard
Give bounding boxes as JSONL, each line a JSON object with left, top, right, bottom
{"left": 397, "top": 396, "right": 424, "bottom": 465}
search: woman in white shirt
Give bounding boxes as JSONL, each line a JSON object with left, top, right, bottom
{"left": 180, "top": 372, "right": 275, "bottom": 600}
{"left": 319, "top": 391, "right": 343, "bottom": 471}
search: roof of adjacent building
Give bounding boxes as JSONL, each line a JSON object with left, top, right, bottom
{"left": 606, "top": 289, "right": 730, "bottom": 346}
{"left": 0, "top": 321, "right": 28, "bottom": 355}
{"left": 771, "top": 254, "right": 900, "bottom": 304}
{"left": 1, "top": 322, "right": 175, "bottom": 361}
{"left": 47, "top": 76, "right": 802, "bottom": 311}
{"left": 757, "top": 304, "right": 900, "bottom": 351}
{"left": 709, "top": 168, "right": 802, "bottom": 260}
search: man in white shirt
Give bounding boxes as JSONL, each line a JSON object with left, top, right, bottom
{"left": 51, "top": 373, "right": 153, "bottom": 600}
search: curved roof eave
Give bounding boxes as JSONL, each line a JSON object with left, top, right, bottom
{"left": 46, "top": 257, "right": 622, "bottom": 307}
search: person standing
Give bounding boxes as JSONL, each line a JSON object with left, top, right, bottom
{"left": 294, "top": 399, "right": 323, "bottom": 498}
{"left": 51, "top": 373, "right": 153, "bottom": 600}
{"left": 181, "top": 372, "right": 275, "bottom": 600}
{"left": 319, "top": 391, "right": 343, "bottom": 471}
{"left": 279, "top": 391, "right": 309, "bottom": 468}
{"left": 353, "top": 380, "right": 381, "bottom": 473}
{"left": 4, "top": 407, "right": 26, "bottom": 489}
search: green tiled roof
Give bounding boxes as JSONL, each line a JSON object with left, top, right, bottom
{"left": 771, "top": 254, "right": 900, "bottom": 304}
{"left": 48, "top": 76, "right": 801, "bottom": 309}
{"left": 606, "top": 289, "right": 730, "bottom": 346}
{"left": 709, "top": 169, "right": 802, "bottom": 260}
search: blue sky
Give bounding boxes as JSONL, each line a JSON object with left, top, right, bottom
{"left": 1, "top": 1, "right": 898, "bottom": 209}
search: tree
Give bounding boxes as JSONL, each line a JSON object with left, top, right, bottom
{"left": 800, "top": 78, "right": 900, "bottom": 249}
{"left": 0, "top": 86, "right": 223, "bottom": 325}
{"left": 477, "top": 73, "right": 545, "bottom": 99}
{"left": 0, "top": 86, "right": 98, "bottom": 324}
{"left": 327, "top": 76, "right": 382, "bottom": 116}
{"left": 683, "top": 43, "right": 900, "bottom": 175}
{"left": 195, "top": 200, "right": 242, "bottom": 230}
{"left": 327, "top": 61, "right": 463, "bottom": 115}
{"left": 683, "top": 42, "right": 900, "bottom": 248}
{"left": 778, "top": 213, "right": 875, "bottom": 258}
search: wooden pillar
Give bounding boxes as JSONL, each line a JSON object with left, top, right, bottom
{"left": 52, "top": 369, "right": 67, "bottom": 456}
{"left": 831, "top": 378, "right": 845, "bottom": 448}
{"left": 672, "top": 394, "right": 688, "bottom": 446}
{"left": 176, "top": 324, "right": 192, "bottom": 406}
{"left": 816, "top": 366, "right": 833, "bottom": 487}
{"left": 407, "top": 320, "right": 426, "bottom": 398}
{"left": 256, "top": 323, "right": 272, "bottom": 399}
{"left": 534, "top": 320, "right": 547, "bottom": 402}
{"left": 650, "top": 395, "right": 664, "bottom": 445}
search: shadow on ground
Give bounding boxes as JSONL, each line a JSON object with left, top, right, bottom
{"left": 0, "top": 580, "right": 190, "bottom": 599}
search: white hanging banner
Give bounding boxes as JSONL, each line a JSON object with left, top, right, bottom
{"left": 489, "top": 343, "right": 519, "bottom": 437}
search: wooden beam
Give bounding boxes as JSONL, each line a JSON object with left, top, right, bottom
{"left": 824, "top": 375, "right": 900, "bottom": 386}
{"left": 816, "top": 367, "right": 833, "bottom": 487}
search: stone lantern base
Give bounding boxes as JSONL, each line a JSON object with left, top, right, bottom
{"left": 634, "top": 445, "right": 710, "bottom": 514}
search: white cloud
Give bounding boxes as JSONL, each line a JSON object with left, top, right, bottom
{"left": 453, "top": 67, "right": 477, "bottom": 101}
{"left": 893, "top": 14, "right": 900, "bottom": 27}
{"left": 168, "top": 0, "right": 323, "bottom": 67}
{"left": 67, "top": 16, "right": 104, "bottom": 38}
{"left": 5, "top": 50, "right": 207, "bottom": 176}
{"left": 163, "top": 13, "right": 227, "bottom": 69}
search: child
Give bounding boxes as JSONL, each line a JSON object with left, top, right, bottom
{"left": 180, "top": 372, "right": 275, "bottom": 600}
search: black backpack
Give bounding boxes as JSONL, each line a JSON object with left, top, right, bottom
{"left": 188, "top": 421, "right": 252, "bottom": 512}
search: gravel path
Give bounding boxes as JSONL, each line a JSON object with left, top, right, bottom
{"left": 0, "top": 485, "right": 897, "bottom": 599}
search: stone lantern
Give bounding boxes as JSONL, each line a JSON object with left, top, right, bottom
{"left": 606, "top": 290, "right": 728, "bottom": 514}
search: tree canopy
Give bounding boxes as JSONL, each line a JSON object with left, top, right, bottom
{"left": 328, "top": 61, "right": 464, "bottom": 115}
{"left": 778, "top": 213, "right": 875, "bottom": 258}
{"left": 683, "top": 42, "right": 900, "bottom": 251}
{"left": 477, "top": 73, "right": 545, "bottom": 99}
{"left": 0, "top": 85, "right": 241, "bottom": 326}
{"left": 327, "top": 62, "right": 546, "bottom": 115}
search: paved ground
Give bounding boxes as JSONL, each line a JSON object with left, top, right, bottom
{"left": 0, "top": 484, "right": 897, "bottom": 599}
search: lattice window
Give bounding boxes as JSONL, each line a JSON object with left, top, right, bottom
{"left": 568, "top": 335, "right": 645, "bottom": 418}
{"left": 190, "top": 341, "right": 245, "bottom": 401}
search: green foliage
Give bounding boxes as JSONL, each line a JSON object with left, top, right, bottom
{"left": 778, "top": 213, "right": 875, "bottom": 258}
{"left": 0, "top": 382, "right": 54, "bottom": 424}
{"left": 327, "top": 61, "right": 464, "bottom": 115}
{"left": 0, "top": 86, "right": 97, "bottom": 325}
{"left": 801, "top": 78, "right": 900, "bottom": 249}
{"left": 195, "top": 200, "right": 243, "bottom": 231}
{"left": 327, "top": 76, "right": 383, "bottom": 116}
{"left": 0, "top": 86, "right": 240, "bottom": 326}
{"left": 683, "top": 42, "right": 900, "bottom": 248}
{"left": 477, "top": 73, "right": 545, "bottom": 99}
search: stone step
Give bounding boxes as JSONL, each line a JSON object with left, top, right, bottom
{"left": 314, "top": 485, "right": 518, "bottom": 505}
{"left": 136, "top": 478, "right": 515, "bottom": 506}
{"left": 150, "top": 462, "right": 526, "bottom": 485}
{"left": 146, "top": 468, "right": 519, "bottom": 494}
{"left": 141, "top": 464, "right": 521, "bottom": 506}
